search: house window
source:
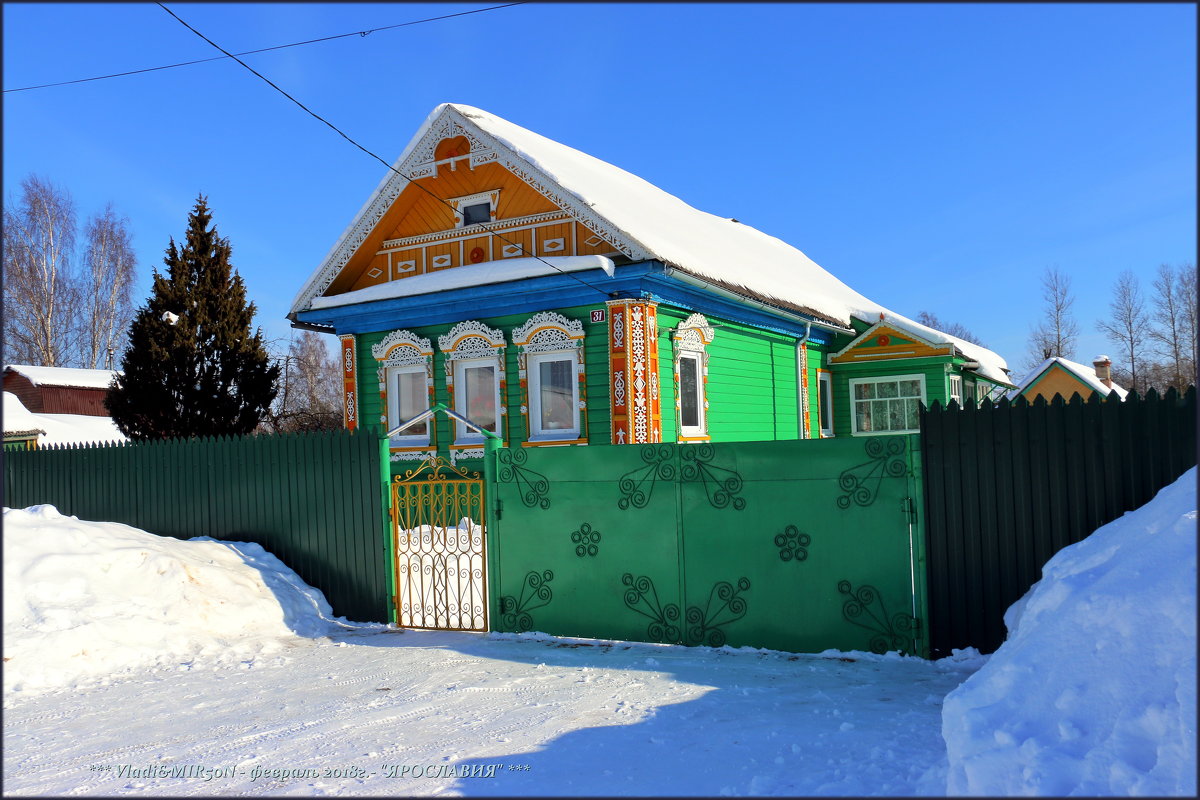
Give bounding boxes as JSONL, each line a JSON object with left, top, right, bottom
{"left": 387, "top": 365, "right": 429, "bottom": 443}
{"left": 678, "top": 352, "right": 704, "bottom": 435}
{"left": 672, "top": 313, "right": 715, "bottom": 441}
{"left": 849, "top": 374, "right": 925, "bottom": 435}
{"left": 454, "top": 358, "right": 500, "bottom": 439}
{"left": 371, "top": 329, "right": 434, "bottom": 454}
{"left": 462, "top": 202, "right": 490, "bottom": 226}
{"left": 949, "top": 375, "right": 963, "bottom": 407}
{"left": 451, "top": 190, "right": 500, "bottom": 229}
{"left": 976, "top": 381, "right": 991, "bottom": 403}
{"left": 513, "top": 312, "right": 587, "bottom": 444}
{"left": 437, "top": 320, "right": 507, "bottom": 450}
{"left": 529, "top": 352, "right": 579, "bottom": 439}
{"left": 817, "top": 371, "right": 834, "bottom": 437}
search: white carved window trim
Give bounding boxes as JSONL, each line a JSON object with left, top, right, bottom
{"left": 449, "top": 189, "right": 500, "bottom": 229}
{"left": 672, "top": 313, "right": 714, "bottom": 441}
{"left": 371, "top": 330, "right": 433, "bottom": 450}
{"left": 438, "top": 321, "right": 506, "bottom": 446}
{"left": 513, "top": 312, "right": 586, "bottom": 445}
{"left": 386, "top": 365, "right": 431, "bottom": 447}
{"left": 849, "top": 373, "right": 926, "bottom": 436}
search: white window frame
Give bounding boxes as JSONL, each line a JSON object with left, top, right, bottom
{"left": 450, "top": 190, "right": 500, "bottom": 229}
{"left": 438, "top": 320, "right": 507, "bottom": 450}
{"left": 371, "top": 329, "right": 433, "bottom": 454}
{"left": 385, "top": 364, "right": 431, "bottom": 446}
{"left": 817, "top": 371, "right": 834, "bottom": 438}
{"left": 976, "top": 381, "right": 991, "bottom": 403}
{"left": 949, "top": 374, "right": 963, "bottom": 407}
{"left": 677, "top": 351, "right": 707, "bottom": 439}
{"left": 848, "top": 373, "right": 926, "bottom": 436}
{"left": 527, "top": 350, "right": 580, "bottom": 442}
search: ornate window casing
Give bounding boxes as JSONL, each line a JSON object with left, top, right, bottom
{"left": 673, "top": 313, "right": 714, "bottom": 442}
{"left": 372, "top": 330, "right": 434, "bottom": 459}
{"left": 513, "top": 312, "right": 587, "bottom": 445}
{"left": 449, "top": 190, "right": 500, "bottom": 229}
{"left": 437, "top": 321, "right": 507, "bottom": 457}
{"left": 607, "top": 300, "right": 662, "bottom": 445}
{"left": 339, "top": 334, "right": 358, "bottom": 431}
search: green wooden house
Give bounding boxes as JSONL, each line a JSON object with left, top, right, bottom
{"left": 289, "top": 104, "right": 1014, "bottom": 472}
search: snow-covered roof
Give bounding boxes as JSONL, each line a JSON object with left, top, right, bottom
{"left": 2, "top": 391, "right": 126, "bottom": 445}
{"left": 1011, "top": 357, "right": 1129, "bottom": 400}
{"left": 5, "top": 364, "right": 119, "bottom": 390}
{"left": 292, "top": 103, "right": 1012, "bottom": 385}
{"left": 3, "top": 392, "right": 46, "bottom": 437}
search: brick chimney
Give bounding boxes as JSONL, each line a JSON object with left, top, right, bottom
{"left": 1093, "top": 355, "right": 1113, "bottom": 388}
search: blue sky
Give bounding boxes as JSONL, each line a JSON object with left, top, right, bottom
{"left": 4, "top": 2, "right": 1195, "bottom": 374}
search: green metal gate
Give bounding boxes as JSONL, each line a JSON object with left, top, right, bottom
{"left": 488, "top": 436, "right": 928, "bottom": 656}
{"left": 390, "top": 457, "right": 488, "bottom": 631}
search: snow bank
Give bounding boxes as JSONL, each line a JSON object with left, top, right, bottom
{"left": 942, "top": 468, "right": 1198, "bottom": 796}
{"left": 2, "top": 506, "right": 370, "bottom": 700}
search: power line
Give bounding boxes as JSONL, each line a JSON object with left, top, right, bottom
{"left": 155, "top": 3, "right": 615, "bottom": 303}
{"left": 4, "top": 3, "right": 526, "bottom": 94}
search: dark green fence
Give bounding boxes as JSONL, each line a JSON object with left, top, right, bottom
{"left": 920, "top": 387, "right": 1196, "bottom": 657}
{"left": 3, "top": 428, "right": 392, "bottom": 623}
{"left": 489, "top": 437, "right": 928, "bottom": 656}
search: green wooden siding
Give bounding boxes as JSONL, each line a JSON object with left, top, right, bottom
{"left": 830, "top": 357, "right": 954, "bottom": 437}
{"left": 656, "top": 307, "right": 804, "bottom": 443}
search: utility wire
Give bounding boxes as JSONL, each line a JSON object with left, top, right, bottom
{"left": 5, "top": 3, "right": 525, "bottom": 93}
{"left": 155, "top": 3, "right": 615, "bottom": 302}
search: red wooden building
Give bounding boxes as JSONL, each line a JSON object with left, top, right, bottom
{"left": 3, "top": 365, "right": 119, "bottom": 417}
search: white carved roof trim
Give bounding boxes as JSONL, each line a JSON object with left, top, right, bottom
{"left": 437, "top": 319, "right": 506, "bottom": 354}
{"left": 512, "top": 311, "right": 585, "bottom": 345}
{"left": 371, "top": 329, "right": 432, "bottom": 360}
{"left": 290, "top": 105, "right": 652, "bottom": 317}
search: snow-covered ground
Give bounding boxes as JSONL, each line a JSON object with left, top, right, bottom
{"left": 3, "top": 468, "right": 1195, "bottom": 796}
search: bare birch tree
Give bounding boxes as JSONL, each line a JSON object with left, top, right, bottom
{"left": 1177, "top": 263, "right": 1197, "bottom": 387}
{"left": 79, "top": 204, "right": 137, "bottom": 368}
{"left": 1027, "top": 267, "right": 1080, "bottom": 368}
{"left": 1097, "top": 270, "right": 1151, "bottom": 393}
{"left": 261, "top": 330, "right": 342, "bottom": 433}
{"left": 1148, "top": 263, "right": 1188, "bottom": 391}
{"left": 2, "top": 175, "right": 79, "bottom": 366}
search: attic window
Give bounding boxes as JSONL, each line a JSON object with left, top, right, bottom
{"left": 462, "top": 202, "right": 490, "bottom": 226}
{"left": 451, "top": 190, "right": 500, "bottom": 229}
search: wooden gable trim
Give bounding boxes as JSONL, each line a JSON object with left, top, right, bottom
{"left": 1021, "top": 362, "right": 1097, "bottom": 399}
{"left": 829, "top": 322, "right": 953, "bottom": 365}
{"left": 292, "top": 106, "right": 653, "bottom": 316}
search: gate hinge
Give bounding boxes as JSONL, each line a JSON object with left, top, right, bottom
{"left": 901, "top": 496, "right": 918, "bottom": 524}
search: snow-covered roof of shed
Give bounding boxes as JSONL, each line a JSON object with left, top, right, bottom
{"left": 1011, "top": 357, "right": 1128, "bottom": 400}
{"left": 3, "top": 392, "right": 46, "bottom": 437}
{"left": 291, "top": 103, "right": 1011, "bottom": 385}
{"left": 5, "top": 365, "right": 118, "bottom": 390}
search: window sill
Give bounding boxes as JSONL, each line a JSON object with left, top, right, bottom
{"left": 522, "top": 436, "right": 587, "bottom": 447}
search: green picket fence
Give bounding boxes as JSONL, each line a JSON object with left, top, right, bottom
{"left": 488, "top": 437, "right": 929, "bottom": 657}
{"left": 3, "top": 428, "right": 392, "bottom": 623}
{"left": 920, "top": 386, "right": 1197, "bottom": 656}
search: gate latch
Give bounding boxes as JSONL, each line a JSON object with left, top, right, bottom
{"left": 900, "top": 496, "right": 917, "bottom": 524}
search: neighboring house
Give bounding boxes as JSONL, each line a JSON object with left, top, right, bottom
{"left": 289, "top": 103, "right": 1014, "bottom": 470}
{"left": 3, "top": 365, "right": 119, "bottom": 416}
{"left": 1010, "top": 355, "right": 1129, "bottom": 403}
{"left": 3, "top": 391, "right": 127, "bottom": 449}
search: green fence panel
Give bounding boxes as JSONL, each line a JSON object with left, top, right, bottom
{"left": 920, "top": 387, "right": 1196, "bottom": 656}
{"left": 491, "top": 436, "right": 927, "bottom": 656}
{"left": 3, "top": 428, "right": 391, "bottom": 623}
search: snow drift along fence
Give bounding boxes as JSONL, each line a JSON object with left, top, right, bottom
{"left": 919, "top": 386, "right": 1196, "bottom": 657}
{"left": 3, "top": 428, "right": 391, "bottom": 623}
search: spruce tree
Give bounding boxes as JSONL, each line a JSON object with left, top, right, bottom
{"left": 106, "top": 196, "right": 279, "bottom": 439}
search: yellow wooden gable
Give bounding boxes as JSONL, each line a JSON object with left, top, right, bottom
{"left": 829, "top": 322, "right": 954, "bottom": 365}
{"left": 321, "top": 135, "right": 624, "bottom": 297}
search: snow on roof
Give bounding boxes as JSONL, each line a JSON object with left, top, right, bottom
{"left": 292, "top": 103, "right": 1012, "bottom": 385}
{"left": 2, "top": 391, "right": 125, "bottom": 445}
{"left": 5, "top": 364, "right": 118, "bottom": 390}
{"left": 3, "top": 392, "right": 46, "bottom": 437}
{"left": 1011, "top": 356, "right": 1129, "bottom": 400}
